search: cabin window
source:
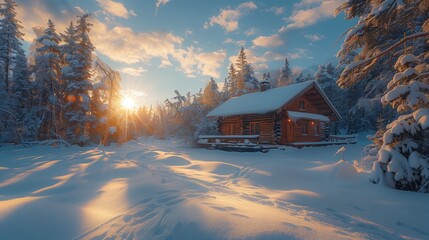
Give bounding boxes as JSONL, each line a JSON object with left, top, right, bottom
{"left": 301, "top": 120, "right": 309, "bottom": 135}
{"left": 299, "top": 100, "right": 305, "bottom": 110}
{"left": 250, "top": 122, "right": 260, "bottom": 135}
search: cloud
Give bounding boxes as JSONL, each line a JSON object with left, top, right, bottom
{"left": 223, "top": 38, "right": 246, "bottom": 46}
{"left": 96, "top": 0, "right": 132, "bottom": 19}
{"left": 156, "top": 0, "right": 170, "bottom": 8}
{"left": 15, "top": 0, "right": 226, "bottom": 79}
{"left": 204, "top": 1, "right": 257, "bottom": 33}
{"left": 245, "top": 27, "right": 258, "bottom": 36}
{"left": 280, "top": 0, "right": 343, "bottom": 32}
{"left": 172, "top": 48, "right": 227, "bottom": 78}
{"left": 286, "top": 48, "right": 312, "bottom": 60}
{"left": 237, "top": 1, "right": 257, "bottom": 11}
{"left": 253, "top": 34, "right": 283, "bottom": 47}
{"left": 269, "top": 7, "right": 285, "bottom": 15}
{"left": 92, "top": 24, "right": 183, "bottom": 64}
{"left": 119, "top": 67, "right": 147, "bottom": 77}
{"left": 155, "top": 0, "right": 171, "bottom": 16}
{"left": 185, "top": 29, "right": 193, "bottom": 36}
{"left": 236, "top": 40, "right": 246, "bottom": 47}
{"left": 304, "top": 34, "right": 324, "bottom": 41}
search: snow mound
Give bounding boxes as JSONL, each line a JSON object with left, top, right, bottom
{"left": 158, "top": 156, "right": 190, "bottom": 166}
{"left": 309, "top": 160, "right": 358, "bottom": 182}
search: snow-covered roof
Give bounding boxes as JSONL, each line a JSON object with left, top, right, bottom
{"left": 288, "top": 111, "right": 330, "bottom": 122}
{"left": 208, "top": 81, "right": 314, "bottom": 117}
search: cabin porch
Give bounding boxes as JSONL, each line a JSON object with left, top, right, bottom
{"left": 198, "top": 134, "right": 357, "bottom": 152}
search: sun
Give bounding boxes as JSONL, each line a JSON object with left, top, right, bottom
{"left": 121, "top": 97, "right": 135, "bottom": 110}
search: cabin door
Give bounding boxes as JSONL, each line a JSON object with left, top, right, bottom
{"left": 281, "top": 118, "right": 294, "bottom": 144}
{"left": 287, "top": 120, "right": 294, "bottom": 143}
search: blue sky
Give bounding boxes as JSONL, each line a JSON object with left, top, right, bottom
{"left": 14, "top": 0, "right": 355, "bottom": 106}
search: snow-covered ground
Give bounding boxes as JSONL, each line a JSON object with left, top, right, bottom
{"left": 0, "top": 137, "right": 428, "bottom": 240}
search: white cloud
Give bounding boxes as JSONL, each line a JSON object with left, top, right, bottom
{"left": 130, "top": 10, "right": 137, "bottom": 17}
{"left": 223, "top": 38, "right": 246, "bottom": 47}
{"left": 119, "top": 67, "right": 147, "bottom": 77}
{"left": 172, "top": 48, "right": 227, "bottom": 78}
{"left": 280, "top": 0, "right": 343, "bottom": 32}
{"left": 92, "top": 24, "right": 183, "bottom": 64}
{"left": 185, "top": 29, "right": 193, "bottom": 36}
{"left": 96, "top": 0, "right": 132, "bottom": 19}
{"left": 269, "top": 7, "right": 285, "bottom": 15}
{"left": 17, "top": 0, "right": 226, "bottom": 77}
{"left": 236, "top": 40, "right": 246, "bottom": 47}
{"left": 286, "top": 48, "right": 312, "bottom": 60}
{"left": 156, "top": 0, "right": 171, "bottom": 8}
{"left": 16, "top": 0, "right": 226, "bottom": 79}
{"left": 304, "top": 34, "right": 324, "bottom": 42}
{"left": 253, "top": 34, "right": 283, "bottom": 47}
{"left": 237, "top": 2, "right": 257, "bottom": 11}
{"left": 204, "top": 2, "right": 257, "bottom": 33}
{"left": 223, "top": 38, "right": 234, "bottom": 44}
{"left": 155, "top": 0, "right": 171, "bottom": 16}
{"left": 245, "top": 27, "right": 258, "bottom": 36}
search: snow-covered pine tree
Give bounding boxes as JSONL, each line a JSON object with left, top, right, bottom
{"left": 227, "top": 63, "right": 238, "bottom": 97}
{"left": 235, "top": 48, "right": 259, "bottom": 95}
{"left": 63, "top": 15, "right": 95, "bottom": 146}
{"left": 294, "top": 71, "right": 304, "bottom": 83}
{"left": 0, "top": 0, "right": 24, "bottom": 94}
{"left": 336, "top": 0, "right": 428, "bottom": 133}
{"left": 304, "top": 73, "right": 313, "bottom": 82}
{"left": 33, "top": 19, "right": 62, "bottom": 140}
{"left": 201, "top": 77, "right": 221, "bottom": 109}
{"left": 10, "top": 47, "right": 33, "bottom": 139}
{"left": 0, "top": 0, "right": 25, "bottom": 143}
{"left": 336, "top": 0, "right": 429, "bottom": 192}
{"left": 371, "top": 50, "right": 429, "bottom": 192}
{"left": 277, "top": 58, "right": 293, "bottom": 87}
{"left": 220, "top": 77, "right": 230, "bottom": 102}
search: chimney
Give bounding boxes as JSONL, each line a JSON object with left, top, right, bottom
{"left": 260, "top": 80, "right": 271, "bottom": 92}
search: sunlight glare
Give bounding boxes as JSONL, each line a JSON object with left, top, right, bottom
{"left": 121, "top": 97, "right": 135, "bottom": 110}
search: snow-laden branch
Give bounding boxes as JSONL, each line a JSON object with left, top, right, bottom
{"left": 339, "top": 32, "right": 429, "bottom": 87}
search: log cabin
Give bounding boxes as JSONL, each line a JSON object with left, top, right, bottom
{"left": 206, "top": 81, "right": 341, "bottom": 145}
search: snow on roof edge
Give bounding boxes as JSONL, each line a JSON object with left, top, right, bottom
{"left": 288, "top": 111, "right": 330, "bottom": 122}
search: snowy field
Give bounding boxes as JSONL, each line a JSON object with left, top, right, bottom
{"left": 0, "top": 137, "right": 428, "bottom": 240}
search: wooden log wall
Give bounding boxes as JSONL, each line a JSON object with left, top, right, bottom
{"left": 242, "top": 114, "right": 275, "bottom": 144}
{"left": 219, "top": 116, "right": 243, "bottom": 135}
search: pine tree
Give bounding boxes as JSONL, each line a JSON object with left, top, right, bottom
{"left": 294, "top": 71, "right": 304, "bottom": 83}
{"left": 33, "top": 19, "right": 62, "bottom": 140}
{"left": 277, "top": 58, "right": 293, "bottom": 87}
{"left": 63, "top": 14, "right": 95, "bottom": 146}
{"left": 11, "top": 48, "right": 30, "bottom": 121}
{"left": 337, "top": 1, "right": 429, "bottom": 192}
{"left": 0, "top": 0, "right": 25, "bottom": 143}
{"left": 235, "top": 48, "right": 259, "bottom": 95}
{"left": 371, "top": 51, "right": 429, "bottom": 192}
{"left": 227, "top": 63, "right": 238, "bottom": 97}
{"left": 220, "top": 77, "right": 230, "bottom": 101}
{"left": 201, "top": 77, "right": 220, "bottom": 109}
{"left": 0, "top": 0, "right": 24, "bottom": 94}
